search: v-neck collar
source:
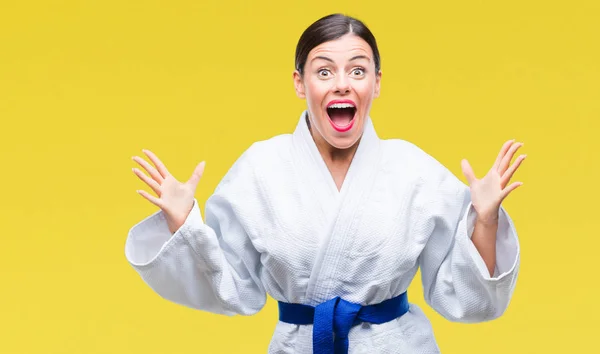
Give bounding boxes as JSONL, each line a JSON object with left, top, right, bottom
{"left": 293, "top": 110, "right": 380, "bottom": 199}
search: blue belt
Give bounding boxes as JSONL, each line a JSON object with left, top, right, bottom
{"left": 278, "top": 292, "right": 409, "bottom": 354}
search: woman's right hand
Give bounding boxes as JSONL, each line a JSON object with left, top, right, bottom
{"left": 132, "top": 149, "right": 206, "bottom": 234}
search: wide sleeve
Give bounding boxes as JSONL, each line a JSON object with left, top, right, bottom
{"left": 417, "top": 165, "right": 520, "bottom": 323}
{"left": 124, "top": 147, "right": 267, "bottom": 316}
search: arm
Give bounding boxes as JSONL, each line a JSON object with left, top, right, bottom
{"left": 471, "top": 217, "right": 499, "bottom": 277}
{"left": 418, "top": 171, "right": 520, "bottom": 323}
{"left": 124, "top": 148, "right": 266, "bottom": 316}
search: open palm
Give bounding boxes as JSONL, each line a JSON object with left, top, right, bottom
{"left": 461, "top": 139, "right": 526, "bottom": 224}
{"left": 132, "top": 149, "right": 206, "bottom": 234}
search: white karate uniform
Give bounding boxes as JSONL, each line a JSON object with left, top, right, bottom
{"left": 125, "top": 111, "right": 520, "bottom": 353}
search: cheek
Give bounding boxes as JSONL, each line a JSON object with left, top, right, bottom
{"left": 355, "top": 80, "right": 376, "bottom": 100}
{"left": 305, "top": 81, "right": 329, "bottom": 105}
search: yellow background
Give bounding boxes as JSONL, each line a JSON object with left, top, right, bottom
{"left": 1, "top": 0, "right": 598, "bottom": 353}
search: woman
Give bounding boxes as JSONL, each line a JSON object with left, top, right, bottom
{"left": 126, "top": 13, "right": 524, "bottom": 353}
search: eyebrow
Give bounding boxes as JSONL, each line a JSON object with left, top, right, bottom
{"left": 311, "top": 55, "right": 371, "bottom": 64}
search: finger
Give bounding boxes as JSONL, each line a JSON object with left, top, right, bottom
{"left": 133, "top": 167, "right": 162, "bottom": 196}
{"left": 136, "top": 189, "right": 164, "bottom": 209}
{"left": 493, "top": 139, "right": 515, "bottom": 170}
{"left": 498, "top": 142, "right": 523, "bottom": 174}
{"left": 461, "top": 159, "right": 477, "bottom": 185}
{"left": 142, "top": 149, "right": 171, "bottom": 179}
{"left": 501, "top": 154, "right": 526, "bottom": 187}
{"left": 187, "top": 161, "right": 206, "bottom": 187}
{"left": 501, "top": 181, "right": 523, "bottom": 199}
{"left": 132, "top": 156, "right": 164, "bottom": 184}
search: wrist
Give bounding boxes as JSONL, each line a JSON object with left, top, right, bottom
{"left": 475, "top": 209, "right": 499, "bottom": 227}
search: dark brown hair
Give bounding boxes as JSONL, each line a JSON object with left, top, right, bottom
{"left": 294, "top": 14, "right": 381, "bottom": 76}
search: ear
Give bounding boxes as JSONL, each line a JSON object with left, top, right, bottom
{"left": 293, "top": 70, "right": 306, "bottom": 99}
{"left": 374, "top": 70, "right": 382, "bottom": 98}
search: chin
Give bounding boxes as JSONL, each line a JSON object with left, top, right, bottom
{"left": 325, "top": 130, "right": 362, "bottom": 150}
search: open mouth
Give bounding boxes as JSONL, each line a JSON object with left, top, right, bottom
{"left": 326, "top": 102, "right": 357, "bottom": 132}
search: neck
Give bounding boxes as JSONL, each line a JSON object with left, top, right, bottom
{"left": 306, "top": 114, "right": 360, "bottom": 168}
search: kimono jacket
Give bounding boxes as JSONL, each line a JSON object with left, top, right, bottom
{"left": 125, "top": 111, "right": 520, "bottom": 353}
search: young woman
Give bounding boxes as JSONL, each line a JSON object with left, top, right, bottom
{"left": 126, "top": 13, "right": 524, "bottom": 354}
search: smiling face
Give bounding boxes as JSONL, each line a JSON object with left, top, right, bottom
{"left": 293, "top": 33, "right": 382, "bottom": 150}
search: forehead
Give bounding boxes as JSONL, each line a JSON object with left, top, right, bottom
{"left": 308, "top": 34, "right": 373, "bottom": 60}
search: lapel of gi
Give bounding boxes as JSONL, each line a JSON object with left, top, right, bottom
{"left": 292, "top": 110, "right": 382, "bottom": 305}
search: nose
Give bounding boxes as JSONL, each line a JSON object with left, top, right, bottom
{"left": 333, "top": 74, "right": 351, "bottom": 94}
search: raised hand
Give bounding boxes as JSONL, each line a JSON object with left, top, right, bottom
{"left": 132, "top": 149, "right": 206, "bottom": 234}
{"left": 460, "top": 139, "right": 526, "bottom": 225}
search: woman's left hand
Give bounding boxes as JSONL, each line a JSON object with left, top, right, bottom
{"left": 461, "top": 139, "right": 526, "bottom": 225}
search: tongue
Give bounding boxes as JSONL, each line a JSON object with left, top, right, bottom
{"left": 328, "top": 108, "right": 354, "bottom": 126}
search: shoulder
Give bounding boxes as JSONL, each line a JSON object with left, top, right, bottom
{"left": 380, "top": 138, "right": 461, "bottom": 187}
{"left": 216, "top": 133, "right": 292, "bottom": 188}
{"left": 242, "top": 133, "right": 293, "bottom": 169}
{"left": 246, "top": 134, "right": 293, "bottom": 159}
{"left": 381, "top": 139, "right": 445, "bottom": 172}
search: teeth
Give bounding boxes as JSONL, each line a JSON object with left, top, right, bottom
{"left": 328, "top": 103, "right": 355, "bottom": 109}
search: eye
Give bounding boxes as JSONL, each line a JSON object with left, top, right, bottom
{"left": 351, "top": 68, "right": 365, "bottom": 76}
{"left": 318, "top": 69, "right": 331, "bottom": 77}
